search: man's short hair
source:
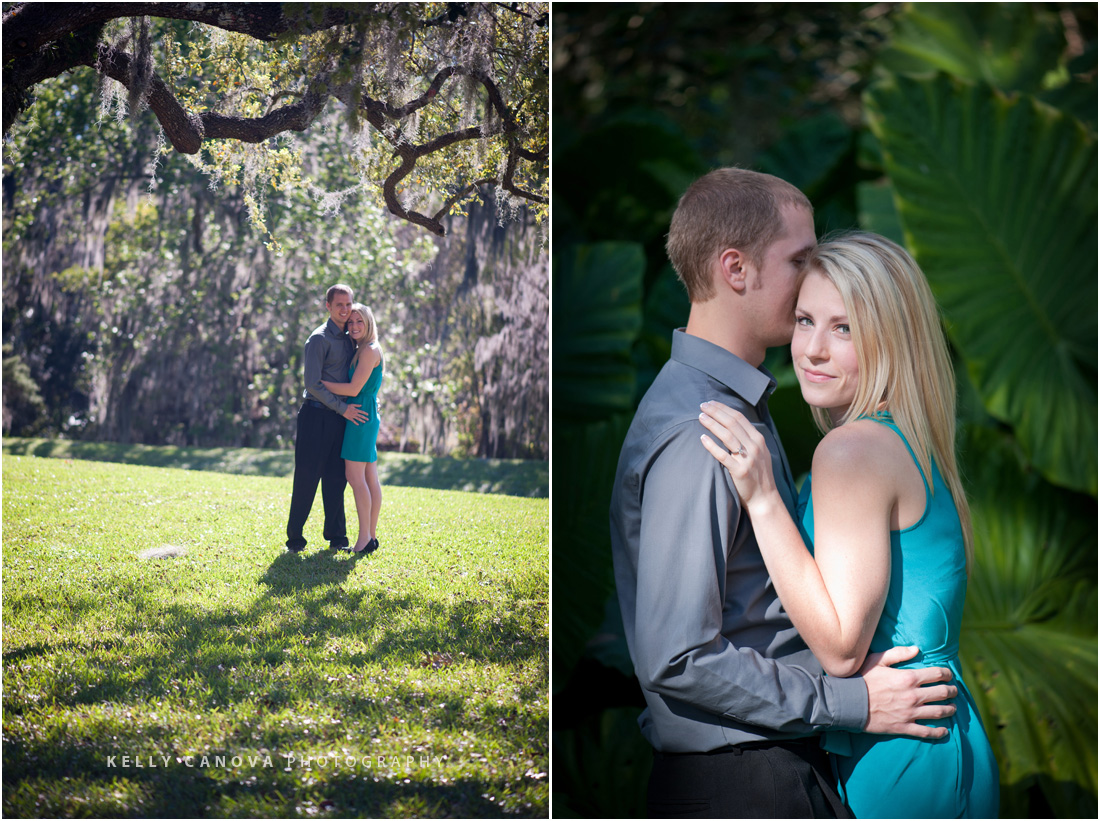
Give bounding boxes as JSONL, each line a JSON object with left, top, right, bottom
{"left": 666, "top": 168, "right": 812, "bottom": 303}
{"left": 326, "top": 284, "right": 354, "bottom": 304}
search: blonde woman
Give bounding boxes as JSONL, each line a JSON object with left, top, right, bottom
{"left": 323, "top": 304, "right": 383, "bottom": 554}
{"left": 700, "top": 233, "right": 999, "bottom": 818}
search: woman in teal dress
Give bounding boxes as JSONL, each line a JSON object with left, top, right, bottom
{"left": 323, "top": 303, "right": 383, "bottom": 554}
{"left": 699, "top": 233, "right": 999, "bottom": 818}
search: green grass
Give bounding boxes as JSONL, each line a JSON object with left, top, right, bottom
{"left": 2, "top": 452, "right": 548, "bottom": 817}
{"left": 2, "top": 438, "right": 548, "bottom": 498}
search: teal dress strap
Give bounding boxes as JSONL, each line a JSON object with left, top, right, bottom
{"left": 861, "top": 412, "right": 932, "bottom": 531}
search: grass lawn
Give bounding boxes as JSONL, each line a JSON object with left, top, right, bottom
{"left": 2, "top": 449, "right": 548, "bottom": 818}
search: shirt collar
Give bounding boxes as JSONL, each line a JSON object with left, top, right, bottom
{"left": 670, "top": 328, "right": 776, "bottom": 406}
{"left": 326, "top": 318, "right": 346, "bottom": 337}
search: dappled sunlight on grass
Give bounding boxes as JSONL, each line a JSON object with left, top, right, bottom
{"left": 3, "top": 454, "right": 548, "bottom": 817}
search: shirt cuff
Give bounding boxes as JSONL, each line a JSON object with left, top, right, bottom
{"left": 823, "top": 674, "right": 870, "bottom": 731}
{"left": 306, "top": 387, "right": 346, "bottom": 414}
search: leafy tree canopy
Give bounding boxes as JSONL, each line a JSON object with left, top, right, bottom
{"left": 2, "top": 1, "right": 549, "bottom": 238}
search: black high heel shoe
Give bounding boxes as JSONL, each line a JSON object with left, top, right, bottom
{"left": 365, "top": 538, "right": 379, "bottom": 554}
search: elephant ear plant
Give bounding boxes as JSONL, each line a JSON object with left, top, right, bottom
{"left": 863, "top": 5, "right": 1097, "bottom": 815}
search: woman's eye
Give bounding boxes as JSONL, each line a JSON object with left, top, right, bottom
{"left": 796, "top": 316, "right": 812, "bottom": 326}
{"left": 836, "top": 324, "right": 850, "bottom": 335}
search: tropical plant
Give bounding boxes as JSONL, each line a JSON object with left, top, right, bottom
{"left": 552, "top": 243, "right": 645, "bottom": 685}
{"left": 959, "top": 425, "right": 1097, "bottom": 818}
{"left": 865, "top": 46, "right": 1097, "bottom": 499}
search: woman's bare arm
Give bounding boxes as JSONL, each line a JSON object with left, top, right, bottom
{"left": 700, "top": 404, "right": 892, "bottom": 677}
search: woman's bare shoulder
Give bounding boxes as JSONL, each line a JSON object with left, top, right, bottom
{"left": 362, "top": 343, "right": 382, "bottom": 365}
{"left": 813, "top": 419, "right": 904, "bottom": 478}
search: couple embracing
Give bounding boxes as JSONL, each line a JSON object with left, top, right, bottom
{"left": 285, "top": 284, "right": 385, "bottom": 556}
{"left": 610, "top": 169, "right": 1000, "bottom": 818}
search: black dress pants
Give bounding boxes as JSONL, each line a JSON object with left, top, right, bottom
{"left": 286, "top": 403, "right": 348, "bottom": 549}
{"left": 647, "top": 739, "right": 851, "bottom": 819}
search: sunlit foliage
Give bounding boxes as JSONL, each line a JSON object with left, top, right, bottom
{"left": 3, "top": 2, "right": 548, "bottom": 238}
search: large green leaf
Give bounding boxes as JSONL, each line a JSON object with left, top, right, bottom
{"left": 866, "top": 72, "right": 1098, "bottom": 494}
{"left": 552, "top": 113, "right": 705, "bottom": 247}
{"left": 960, "top": 425, "right": 1098, "bottom": 817}
{"left": 552, "top": 242, "right": 646, "bottom": 688}
{"left": 877, "top": 3, "right": 1097, "bottom": 131}
{"left": 756, "top": 112, "right": 854, "bottom": 199}
{"left": 552, "top": 243, "right": 646, "bottom": 423}
{"left": 632, "top": 264, "right": 689, "bottom": 401}
{"left": 855, "top": 179, "right": 905, "bottom": 246}
{"left": 757, "top": 111, "right": 862, "bottom": 235}
{"left": 552, "top": 414, "right": 635, "bottom": 692}
{"left": 878, "top": 4, "right": 1066, "bottom": 94}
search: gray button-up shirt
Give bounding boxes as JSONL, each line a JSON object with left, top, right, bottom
{"left": 302, "top": 318, "right": 356, "bottom": 414}
{"left": 610, "top": 329, "right": 868, "bottom": 752}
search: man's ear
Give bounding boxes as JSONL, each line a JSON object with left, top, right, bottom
{"left": 718, "top": 248, "right": 748, "bottom": 293}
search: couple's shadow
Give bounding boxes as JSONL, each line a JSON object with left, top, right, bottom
{"left": 259, "top": 547, "right": 368, "bottom": 594}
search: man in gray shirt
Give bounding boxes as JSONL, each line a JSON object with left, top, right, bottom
{"left": 285, "top": 284, "right": 369, "bottom": 552}
{"left": 610, "top": 169, "right": 957, "bottom": 817}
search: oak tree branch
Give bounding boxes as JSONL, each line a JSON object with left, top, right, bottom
{"left": 3, "top": 2, "right": 547, "bottom": 235}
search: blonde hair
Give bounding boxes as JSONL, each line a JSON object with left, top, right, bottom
{"left": 666, "top": 168, "right": 812, "bottom": 302}
{"left": 349, "top": 303, "right": 377, "bottom": 345}
{"left": 803, "top": 232, "right": 973, "bottom": 569}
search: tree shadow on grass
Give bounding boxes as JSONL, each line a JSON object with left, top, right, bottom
{"left": 2, "top": 572, "right": 549, "bottom": 816}
{"left": 254, "top": 551, "right": 545, "bottom": 667}
{"left": 3, "top": 564, "right": 545, "bottom": 714}
{"left": 378, "top": 455, "right": 548, "bottom": 497}
{"left": 2, "top": 735, "right": 542, "bottom": 818}
{"left": 2, "top": 642, "right": 51, "bottom": 664}
{"left": 2, "top": 438, "right": 295, "bottom": 476}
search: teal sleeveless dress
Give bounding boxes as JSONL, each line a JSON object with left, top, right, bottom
{"left": 340, "top": 351, "right": 383, "bottom": 463}
{"left": 800, "top": 414, "right": 999, "bottom": 819}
